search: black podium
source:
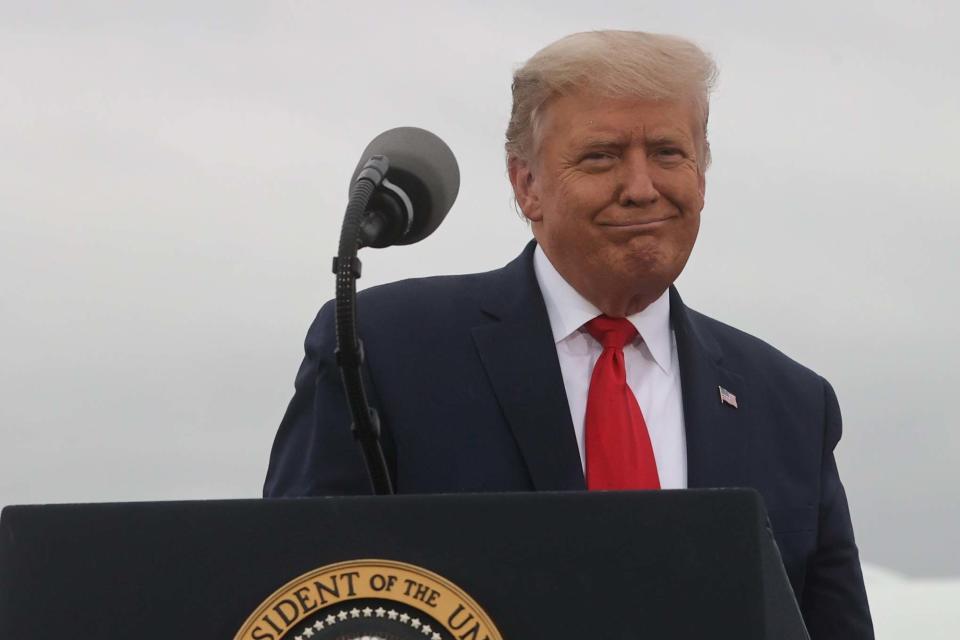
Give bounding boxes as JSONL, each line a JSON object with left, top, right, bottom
{"left": 0, "top": 489, "right": 808, "bottom": 639}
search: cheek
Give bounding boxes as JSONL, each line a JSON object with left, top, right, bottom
{"left": 662, "top": 172, "right": 704, "bottom": 214}
{"left": 686, "top": 212, "right": 702, "bottom": 245}
{"left": 539, "top": 183, "right": 580, "bottom": 228}
{"left": 555, "top": 174, "right": 616, "bottom": 215}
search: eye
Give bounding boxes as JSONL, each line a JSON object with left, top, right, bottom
{"left": 580, "top": 151, "right": 617, "bottom": 165}
{"left": 655, "top": 147, "right": 684, "bottom": 158}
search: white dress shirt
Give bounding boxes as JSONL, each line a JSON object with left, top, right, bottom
{"left": 533, "top": 245, "right": 688, "bottom": 489}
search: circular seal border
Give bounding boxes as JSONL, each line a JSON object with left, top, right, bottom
{"left": 233, "top": 559, "right": 503, "bottom": 640}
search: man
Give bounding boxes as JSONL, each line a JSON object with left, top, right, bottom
{"left": 265, "top": 31, "right": 874, "bottom": 638}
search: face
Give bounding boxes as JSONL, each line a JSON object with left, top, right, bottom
{"left": 510, "top": 91, "right": 706, "bottom": 314}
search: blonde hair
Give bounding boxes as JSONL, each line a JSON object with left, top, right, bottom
{"left": 506, "top": 30, "right": 718, "bottom": 168}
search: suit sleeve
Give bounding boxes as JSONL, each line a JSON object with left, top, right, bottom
{"left": 800, "top": 378, "right": 874, "bottom": 639}
{"left": 263, "top": 300, "right": 393, "bottom": 496}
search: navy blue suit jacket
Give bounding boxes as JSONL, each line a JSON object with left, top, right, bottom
{"left": 265, "top": 242, "right": 873, "bottom": 639}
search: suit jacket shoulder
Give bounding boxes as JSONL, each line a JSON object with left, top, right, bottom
{"left": 685, "top": 305, "right": 828, "bottom": 403}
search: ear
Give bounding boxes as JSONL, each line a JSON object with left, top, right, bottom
{"left": 508, "top": 155, "right": 542, "bottom": 222}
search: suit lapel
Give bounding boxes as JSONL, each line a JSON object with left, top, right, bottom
{"left": 471, "top": 243, "right": 586, "bottom": 491}
{"left": 671, "top": 288, "right": 750, "bottom": 489}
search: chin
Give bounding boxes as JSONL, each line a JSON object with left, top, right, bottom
{"left": 612, "top": 247, "right": 685, "bottom": 291}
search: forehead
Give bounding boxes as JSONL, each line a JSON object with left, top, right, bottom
{"left": 539, "top": 92, "right": 700, "bottom": 146}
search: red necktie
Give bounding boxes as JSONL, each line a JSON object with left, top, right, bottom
{"left": 584, "top": 315, "right": 661, "bottom": 490}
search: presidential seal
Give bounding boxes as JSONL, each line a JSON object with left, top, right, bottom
{"left": 234, "top": 559, "right": 503, "bottom": 640}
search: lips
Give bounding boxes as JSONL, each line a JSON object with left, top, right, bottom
{"left": 598, "top": 215, "right": 677, "bottom": 228}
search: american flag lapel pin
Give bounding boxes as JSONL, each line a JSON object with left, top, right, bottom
{"left": 719, "top": 386, "right": 739, "bottom": 409}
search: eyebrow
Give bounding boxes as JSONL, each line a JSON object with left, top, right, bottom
{"left": 576, "top": 136, "right": 629, "bottom": 149}
{"left": 645, "top": 132, "right": 692, "bottom": 147}
{"left": 574, "top": 131, "right": 692, "bottom": 150}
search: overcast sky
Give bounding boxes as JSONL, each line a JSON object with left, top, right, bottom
{"left": 2, "top": 0, "right": 958, "bottom": 592}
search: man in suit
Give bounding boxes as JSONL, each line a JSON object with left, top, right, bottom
{"left": 265, "top": 31, "right": 874, "bottom": 639}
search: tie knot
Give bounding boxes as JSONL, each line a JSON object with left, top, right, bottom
{"left": 584, "top": 315, "right": 638, "bottom": 350}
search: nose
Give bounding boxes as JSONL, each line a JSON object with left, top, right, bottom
{"left": 618, "top": 152, "right": 659, "bottom": 207}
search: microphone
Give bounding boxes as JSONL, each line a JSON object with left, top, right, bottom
{"left": 333, "top": 126, "right": 459, "bottom": 493}
{"left": 349, "top": 127, "right": 460, "bottom": 248}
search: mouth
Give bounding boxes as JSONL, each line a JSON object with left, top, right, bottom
{"left": 598, "top": 215, "right": 677, "bottom": 230}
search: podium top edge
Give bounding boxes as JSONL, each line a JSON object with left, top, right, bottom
{"left": 1, "top": 487, "right": 763, "bottom": 517}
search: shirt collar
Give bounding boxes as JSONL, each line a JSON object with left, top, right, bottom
{"left": 533, "top": 244, "right": 674, "bottom": 374}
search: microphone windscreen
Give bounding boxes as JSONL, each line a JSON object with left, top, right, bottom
{"left": 350, "top": 127, "right": 460, "bottom": 245}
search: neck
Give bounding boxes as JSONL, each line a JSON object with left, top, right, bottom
{"left": 581, "top": 286, "right": 664, "bottom": 318}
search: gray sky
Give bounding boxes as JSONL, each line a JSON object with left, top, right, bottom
{"left": 2, "top": 0, "right": 958, "bottom": 588}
